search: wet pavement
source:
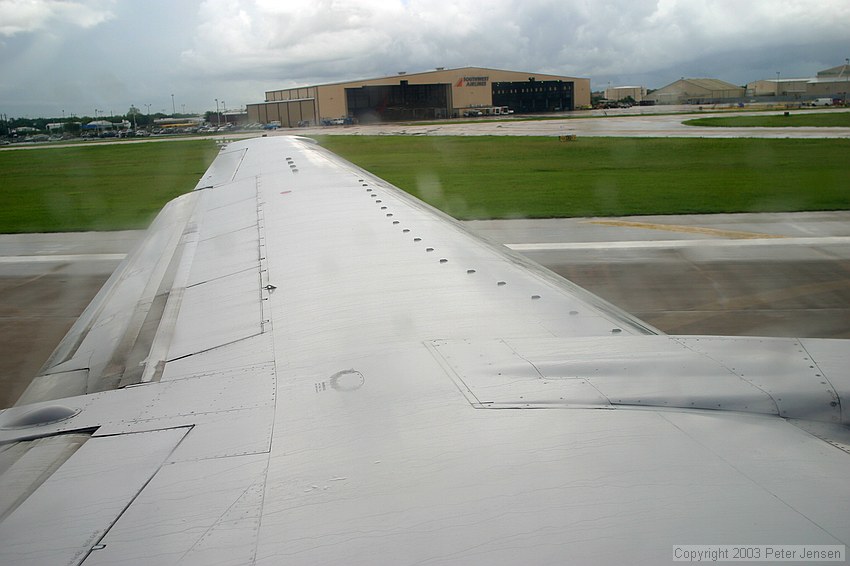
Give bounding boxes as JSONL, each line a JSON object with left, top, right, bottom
{"left": 0, "top": 232, "right": 141, "bottom": 408}
{"left": 466, "top": 211, "right": 850, "bottom": 340}
{"left": 291, "top": 108, "right": 850, "bottom": 139}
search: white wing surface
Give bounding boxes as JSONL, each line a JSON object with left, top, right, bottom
{"left": 1, "top": 136, "right": 848, "bottom": 565}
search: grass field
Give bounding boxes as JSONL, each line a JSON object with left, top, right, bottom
{"left": 0, "top": 140, "right": 219, "bottom": 232}
{"left": 0, "top": 135, "right": 847, "bottom": 232}
{"left": 684, "top": 112, "right": 850, "bottom": 128}
{"left": 316, "top": 136, "right": 850, "bottom": 219}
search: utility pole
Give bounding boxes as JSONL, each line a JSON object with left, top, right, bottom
{"left": 171, "top": 94, "right": 176, "bottom": 115}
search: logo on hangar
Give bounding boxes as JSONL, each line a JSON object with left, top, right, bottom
{"left": 456, "top": 76, "right": 489, "bottom": 87}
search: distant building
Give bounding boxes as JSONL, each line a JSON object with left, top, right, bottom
{"left": 153, "top": 117, "right": 203, "bottom": 128}
{"left": 818, "top": 62, "right": 850, "bottom": 78}
{"left": 223, "top": 110, "right": 248, "bottom": 125}
{"left": 604, "top": 86, "right": 646, "bottom": 102}
{"left": 247, "top": 66, "right": 591, "bottom": 126}
{"left": 746, "top": 78, "right": 809, "bottom": 97}
{"left": 806, "top": 62, "right": 850, "bottom": 101}
{"left": 82, "top": 120, "right": 113, "bottom": 130}
{"left": 746, "top": 62, "right": 850, "bottom": 103}
{"left": 646, "top": 78, "right": 746, "bottom": 105}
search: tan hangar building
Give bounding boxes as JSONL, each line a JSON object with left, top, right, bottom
{"left": 247, "top": 66, "right": 590, "bottom": 126}
{"left": 645, "top": 78, "right": 746, "bottom": 105}
{"left": 747, "top": 62, "right": 850, "bottom": 101}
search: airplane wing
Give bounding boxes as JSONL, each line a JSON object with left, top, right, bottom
{"left": 1, "top": 135, "right": 848, "bottom": 565}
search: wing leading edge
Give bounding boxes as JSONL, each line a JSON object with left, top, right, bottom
{"left": 0, "top": 135, "right": 848, "bottom": 565}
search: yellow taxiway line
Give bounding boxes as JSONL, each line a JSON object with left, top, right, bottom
{"left": 586, "top": 219, "right": 786, "bottom": 239}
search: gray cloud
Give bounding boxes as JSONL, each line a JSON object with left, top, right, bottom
{"left": 0, "top": 0, "right": 114, "bottom": 37}
{"left": 1, "top": 0, "right": 849, "bottom": 117}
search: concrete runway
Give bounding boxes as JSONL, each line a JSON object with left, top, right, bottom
{"left": 0, "top": 232, "right": 141, "bottom": 408}
{"left": 2, "top": 213, "right": 849, "bottom": 408}
{"left": 467, "top": 211, "right": 850, "bottom": 339}
{"left": 293, "top": 107, "right": 850, "bottom": 139}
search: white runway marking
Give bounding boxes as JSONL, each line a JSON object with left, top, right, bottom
{"left": 0, "top": 253, "right": 127, "bottom": 263}
{"left": 507, "top": 236, "right": 850, "bottom": 251}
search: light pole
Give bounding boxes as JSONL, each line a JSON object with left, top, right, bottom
{"left": 776, "top": 71, "right": 780, "bottom": 96}
{"left": 215, "top": 99, "right": 221, "bottom": 128}
{"left": 221, "top": 100, "right": 226, "bottom": 125}
{"left": 171, "top": 93, "right": 176, "bottom": 115}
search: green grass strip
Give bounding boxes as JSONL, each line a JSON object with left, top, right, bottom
{"left": 684, "top": 112, "right": 850, "bottom": 128}
{"left": 315, "top": 135, "right": 850, "bottom": 219}
{"left": 1, "top": 136, "right": 847, "bottom": 231}
{"left": 0, "top": 141, "right": 219, "bottom": 233}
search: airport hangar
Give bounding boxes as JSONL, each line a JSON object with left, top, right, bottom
{"left": 246, "top": 66, "right": 591, "bottom": 126}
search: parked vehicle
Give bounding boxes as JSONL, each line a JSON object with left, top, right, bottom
{"left": 811, "top": 98, "right": 834, "bottom": 107}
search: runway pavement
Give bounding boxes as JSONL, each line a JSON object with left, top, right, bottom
{"left": 467, "top": 211, "right": 850, "bottom": 339}
{"left": 5, "top": 107, "right": 847, "bottom": 157}
{"left": 2, "top": 212, "right": 848, "bottom": 408}
{"left": 0, "top": 232, "right": 142, "bottom": 408}
{"left": 292, "top": 107, "right": 850, "bottom": 139}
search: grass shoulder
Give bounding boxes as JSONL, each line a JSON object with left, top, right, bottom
{"left": 684, "top": 111, "right": 850, "bottom": 128}
{"left": 0, "top": 140, "right": 219, "bottom": 233}
{"left": 315, "top": 135, "right": 850, "bottom": 220}
{"left": 2, "top": 135, "right": 848, "bottom": 232}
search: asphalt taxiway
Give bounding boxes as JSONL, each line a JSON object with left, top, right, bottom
{"left": 293, "top": 107, "right": 850, "bottom": 139}
{"left": 0, "top": 232, "right": 141, "bottom": 408}
{"left": 467, "top": 211, "right": 850, "bottom": 339}
{"left": 2, "top": 212, "right": 848, "bottom": 408}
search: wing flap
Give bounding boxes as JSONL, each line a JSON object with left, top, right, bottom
{"left": 0, "top": 428, "right": 189, "bottom": 566}
{"left": 17, "top": 194, "right": 199, "bottom": 402}
{"left": 430, "top": 335, "right": 845, "bottom": 423}
{"left": 81, "top": 454, "right": 267, "bottom": 566}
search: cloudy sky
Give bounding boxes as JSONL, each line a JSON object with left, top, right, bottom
{"left": 1, "top": 0, "right": 848, "bottom": 118}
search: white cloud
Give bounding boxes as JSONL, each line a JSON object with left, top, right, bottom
{"left": 181, "top": 0, "right": 559, "bottom": 82}
{"left": 0, "top": 0, "right": 114, "bottom": 36}
{"left": 180, "top": 0, "right": 850, "bottom": 87}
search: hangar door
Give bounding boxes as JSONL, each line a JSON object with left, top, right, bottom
{"left": 251, "top": 99, "right": 317, "bottom": 127}
{"left": 492, "top": 80, "right": 575, "bottom": 112}
{"left": 345, "top": 82, "right": 452, "bottom": 122}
